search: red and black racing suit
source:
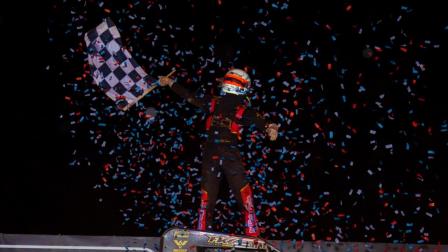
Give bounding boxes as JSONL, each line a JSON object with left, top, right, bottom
{"left": 170, "top": 82, "right": 266, "bottom": 236}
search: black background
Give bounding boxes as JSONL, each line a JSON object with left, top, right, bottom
{"left": 0, "top": 0, "right": 447, "bottom": 242}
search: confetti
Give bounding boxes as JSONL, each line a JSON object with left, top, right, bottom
{"left": 48, "top": 0, "right": 445, "bottom": 243}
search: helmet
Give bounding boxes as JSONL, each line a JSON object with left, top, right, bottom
{"left": 221, "top": 68, "right": 251, "bottom": 95}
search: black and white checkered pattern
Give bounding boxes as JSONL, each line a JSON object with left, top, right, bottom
{"left": 84, "top": 18, "right": 156, "bottom": 109}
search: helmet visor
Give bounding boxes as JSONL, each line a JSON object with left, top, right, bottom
{"left": 223, "top": 73, "right": 250, "bottom": 88}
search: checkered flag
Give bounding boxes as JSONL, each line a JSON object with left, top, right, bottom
{"left": 84, "top": 18, "right": 157, "bottom": 111}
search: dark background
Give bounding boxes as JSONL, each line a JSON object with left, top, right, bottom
{"left": 1, "top": 0, "right": 108, "bottom": 235}
{"left": 1, "top": 0, "right": 447, "bottom": 243}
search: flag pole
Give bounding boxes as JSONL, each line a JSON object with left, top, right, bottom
{"left": 122, "top": 70, "right": 176, "bottom": 111}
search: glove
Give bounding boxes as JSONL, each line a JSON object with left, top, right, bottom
{"left": 158, "top": 76, "right": 175, "bottom": 87}
{"left": 265, "top": 123, "right": 280, "bottom": 141}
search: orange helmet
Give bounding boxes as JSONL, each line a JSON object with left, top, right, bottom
{"left": 221, "top": 69, "right": 251, "bottom": 95}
